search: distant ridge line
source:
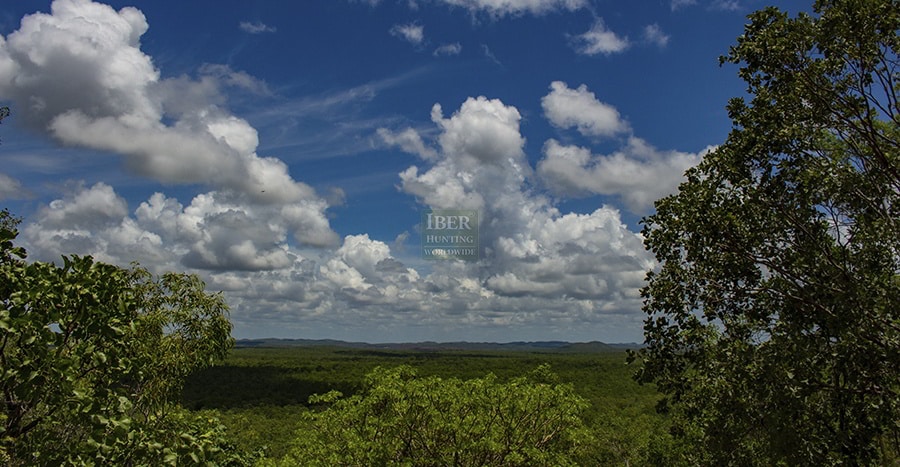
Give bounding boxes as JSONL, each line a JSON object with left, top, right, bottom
{"left": 234, "top": 338, "right": 644, "bottom": 351}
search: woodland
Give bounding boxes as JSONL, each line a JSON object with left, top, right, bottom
{"left": 1, "top": 0, "right": 899, "bottom": 464}
{"left": 181, "top": 345, "right": 671, "bottom": 465}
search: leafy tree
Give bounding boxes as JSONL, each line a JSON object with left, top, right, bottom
{"left": 634, "top": 0, "right": 900, "bottom": 465}
{"left": 275, "top": 365, "right": 592, "bottom": 466}
{"left": 0, "top": 212, "right": 254, "bottom": 465}
{"left": 0, "top": 209, "right": 19, "bottom": 234}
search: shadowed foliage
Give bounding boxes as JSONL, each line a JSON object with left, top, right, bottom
{"left": 633, "top": 0, "right": 900, "bottom": 464}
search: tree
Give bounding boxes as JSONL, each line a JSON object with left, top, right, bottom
{"left": 633, "top": 0, "right": 899, "bottom": 465}
{"left": 0, "top": 212, "right": 253, "bottom": 465}
{"left": 0, "top": 209, "right": 19, "bottom": 233}
{"left": 276, "top": 365, "right": 592, "bottom": 466}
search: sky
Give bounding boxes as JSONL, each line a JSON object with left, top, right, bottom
{"left": 0, "top": 0, "right": 811, "bottom": 343}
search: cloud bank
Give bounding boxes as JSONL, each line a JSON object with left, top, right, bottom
{"left": 18, "top": 90, "right": 665, "bottom": 342}
{"left": 1, "top": 0, "right": 710, "bottom": 342}
{"left": 0, "top": 0, "right": 338, "bottom": 248}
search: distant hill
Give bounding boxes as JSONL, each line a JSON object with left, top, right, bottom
{"left": 234, "top": 338, "right": 643, "bottom": 352}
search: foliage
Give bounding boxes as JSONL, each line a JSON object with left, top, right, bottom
{"left": 269, "top": 364, "right": 591, "bottom": 466}
{"left": 634, "top": 0, "right": 900, "bottom": 465}
{"left": 0, "top": 212, "right": 254, "bottom": 465}
{"left": 0, "top": 209, "right": 20, "bottom": 235}
{"left": 182, "top": 346, "right": 671, "bottom": 464}
{"left": 203, "top": 405, "right": 308, "bottom": 460}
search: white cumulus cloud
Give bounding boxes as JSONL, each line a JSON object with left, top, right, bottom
{"left": 537, "top": 81, "right": 709, "bottom": 212}
{"left": 0, "top": 0, "right": 337, "bottom": 247}
{"left": 542, "top": 81, "right": 629, "bottom": 138}
{"left": 397, "top": 95, "right": 653, "bottom": 308}
{"left": 538, "top": 138, "right": 711, "bottom": 212}
{"left": 7, "top": 0, "right": 669, "bottom": 342}
{"left": 432, "top": 96, "right": 527, "bottom": 168}
{"left": 571, "top": 19, "right": 629, "bottom": 55}
{"left": 18, "top": 89, "right": 657, "bottom": 342}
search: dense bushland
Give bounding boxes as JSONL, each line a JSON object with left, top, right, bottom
{"left": 183, "top": 346, "right": 672, "bottom": 466}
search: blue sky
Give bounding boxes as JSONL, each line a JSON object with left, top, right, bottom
{"left": 0, "top": 0, "right": 810, "bottom": 343}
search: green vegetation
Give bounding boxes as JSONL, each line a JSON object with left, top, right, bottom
{"left": 634, "top": 0, "right": 900, "bottom": 465}
{"left": 285, "top": 365, "right": 588, "bottom": 466}
{"left": 182, "top": 346, "right": 670, "bottom": 465}
{"left": 1, "top": 119, "right": 664, "bottom": 464}
{"left": 0, "top": 212, "right": 254, "bottom": 466}
{"left": 5, "top": 0, "right": 897, "bottom": 464}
